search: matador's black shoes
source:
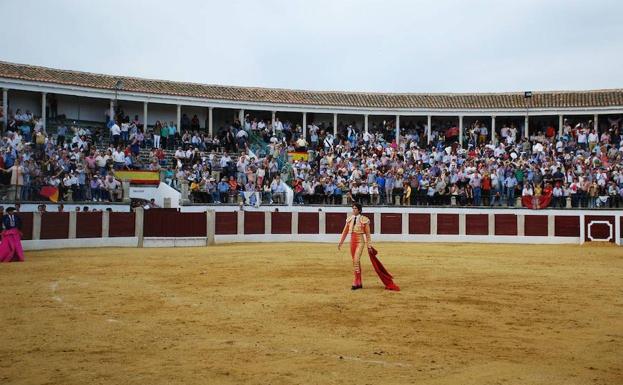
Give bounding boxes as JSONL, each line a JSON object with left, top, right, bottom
{"left": 351, "top": 271, "right": 363, "bottom": 290}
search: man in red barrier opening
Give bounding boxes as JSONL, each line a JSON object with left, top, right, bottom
{"left": 0, "top": 207, "right": 25, "bottom": 262}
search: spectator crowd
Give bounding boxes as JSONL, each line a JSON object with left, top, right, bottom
{"left": 2, "top": 101, "right": 623, "bottom": 210}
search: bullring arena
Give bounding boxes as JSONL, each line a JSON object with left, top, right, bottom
{"left": 1, "top": 21, "right": 623, "bottom": 384}
{"left": 1, "top": 207, "right": 622, "bottom": 384}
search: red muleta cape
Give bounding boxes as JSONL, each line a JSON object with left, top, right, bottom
{"left": 367, "top": 247, "right": 400, "bottom": 291}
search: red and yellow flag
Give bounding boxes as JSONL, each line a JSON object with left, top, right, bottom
{"left": 40, "top": 186, "right": 59, "bottom": 202}
{"left": 114, "top": 170, "right": 160, "bottom": 185}
{"left": 288, "top": 151, "right": 309, "bottom": 162}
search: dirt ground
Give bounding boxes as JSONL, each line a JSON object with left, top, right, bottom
{"left": 0, "top": 242, "right": 622, "bottom": 385}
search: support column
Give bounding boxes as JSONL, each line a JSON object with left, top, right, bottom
{"left": 459, "top": 213, "right": 466, "bottom": 236}
{"left": 180, "top": 179, "right": 190, "bottom": 205}
{"left": 458, "top": 115, "right": 464, "bottom": 147}
{"left": 206, "top": 210, "right": 215, "bottom": 246}
{"left": 176, "top": 104, "right": 182, "bottom": 133}
{"left": 401, "top": 212, "right": 408, "bottom": 235}
{"left": 395, "top": 115, "right": 400, "bottom": 145}
{"left": 143, "top": 101, "right": 148, "bottom": 132}
{"left": 430, "top": 213, "right": 438, "bottom": 235}
{"left": 302, "top": 112, "right": 307, "bottom": 139}
{"left": 488, "top": 213, "right": 495, "bottom": 236}
{"left": 558, "top": 114, "right": 563, "bottom": 138}
{"left": 2, "top": 88, "right": 8, "bottom": 129}
{"left": 208, "top": 107, "right": 214, "bottom": 137}
{"left": 547, "top": 215, "right": 555, "bottom": 238}
{"left": 122, "top": 181, "right": 130, "bottom": 203}
{"left": 41, "top": 92, "right": 47, "bottom": 131}
{"left": 270, "top": 111, "right": 277, "bottom": 135}
{"left": 615, "top": 213, "right": 621, "bottom": 246}
{"left": 102, "top": 210, "right": 110, "bottom": 238}
{"left": 373, "top": 212, "right": 381, "bottom": 235}
{"left": 364, "top": 114, "right": 369, "bottom": 134}
{"left": 524, "top": 115, "right": 529, "bottom": 139}
{"left": 68, "top": 211, "right": 77, "bottom": 239}
{"left": 593, "top": 114, "right": 599, "bottom": 133}
{"left": 135, "top": 207, "right": 144, "bottom": 248}
{"left": 579, "top": 214, "right": 585, "bottom": 245}
{"left": 239, "top": 109, "right": 245, "bottom": 126}
{"left": 32, "top": 212, "right": 41, "bottom": 240}
{"left": 333, "top": 113, "right": 338, "bottom": 136}
{"left": 517, "top": 214, "right": 525, "bottom": 237}
{"left": 427, "top": 115, "right": 432, "bottom": 145}
{"left": 237, "top": 210, "right": 244, "bottom": 236}
{"left": 491, "top": 115, "right": 496, "bottom": 145}
{"left": 319, "top": 211, "right": 326, "bottom": 234}
{"left": 109, "top": 99, "right": 114, "bottom": 122}
{"left": 264, "top": 211, "right": 271, "bottom": 235}
{"left": 291, "top": 212, "right": 299, "bottom": 235}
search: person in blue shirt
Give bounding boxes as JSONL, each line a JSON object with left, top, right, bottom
{"left": 375, "top": 173, "right": 386, "bottom": 204}
{"left": 333, "top": 183, "right": 343, "bottom": 203}
{"left": 504, "top": 174, "right": 518, "bottom": 206}
{"left": 324, "top": 179, "right": 336, "bottom": 204}
{"left": 3, "top": 150, "right": 15, "bottom": 169}
{"left": 217, "top": 178, "right": 230, "bottom": 204}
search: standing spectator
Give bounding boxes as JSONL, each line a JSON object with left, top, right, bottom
{"left": 504, "top": 173, "right": 518, "bottom": 207}
{"left": 110, "top": 120, "right": 121, "bottom": 147}
{"left": 1, "top": 158, "right": 25, "bottom": 200}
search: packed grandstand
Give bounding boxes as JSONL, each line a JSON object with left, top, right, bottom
{"left": 1, "top": 61, "right": 622, "bottom": 209}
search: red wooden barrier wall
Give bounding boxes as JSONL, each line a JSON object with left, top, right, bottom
{"left": 40, "top": 212, "right": 69, "bottom": 240}
{"left": 109, "top": 212, "right": 135, "bottom": 237}
{"left": 76, "top": 212, "right": 102, "bottom": 238}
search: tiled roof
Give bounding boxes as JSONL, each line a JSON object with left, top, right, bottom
{"left": 1, "top": 60, "right": 622, "bottom": 110}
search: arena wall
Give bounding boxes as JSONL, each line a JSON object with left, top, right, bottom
{"left": 18, "top": 207, "right": 623, "bottom": 250}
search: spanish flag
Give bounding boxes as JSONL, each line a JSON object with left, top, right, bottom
{"left": 288, "top": 151, "right": 309, "bottom": 161}
{"left": 40, "top": 186, "right": 60, "bottom": 203}
{"left": 114, "top": 170, "right": 160, "bottom": 185}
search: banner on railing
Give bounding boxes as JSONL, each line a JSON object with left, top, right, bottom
{"left": 521, "top": 192, "right": 553, "bottom": 209}
{"left": 114, "top": 170, "right": 160, "bottom": 185}
{"left": 288, "top": 151, "right": 309, "bottom": 161}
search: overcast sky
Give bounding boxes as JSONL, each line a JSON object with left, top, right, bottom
{"left": 2, "top": 0, "right": 622, "bottom": 93}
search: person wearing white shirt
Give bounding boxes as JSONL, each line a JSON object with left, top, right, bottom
{"left": 112, "top": 149, "right": 125, "bottom": 170}
{"left": 324, "top": 133, "right": 334, "bottom": 150}
{"left": 121, "top": 122, "right": 130, "bottom": 144}
{"left": 236, "top": 155, "right": 249, "bottom": 185}
{"left": 104, "top": 175, "right": 122, "bottom": 201}
{"left": 369, "top": 183, "right": 379, "bottom": 205}
{"left": 587, "top": 130, "right": 599, "bottom": 151}
{"left": 479, "top": 125, "right": 488, "bottom": 144}
{"left": 295, "top": 137, "right": 307, "bottom": 151}
{"left": 358, "top": 183, "right": 369, "bottom": 204}
{"left": 577, "top": 130, "right": 588, "bottom": 150}
{"left": 500, "top": 125, "right": 509, "bottom": 140}
{"left": 219, "top": 152, "right": 231, "bottom": 169}
{"left": 175, "top": 147, "right": 186, "bottom": 161}
{"left": 272, "top": 118, "right": 283, "bottom": 134}
{"left": 110, "top": 122, "right": 121, "bottom": 147}
{"left": 552, "top": 184, "right": 564, "bottom": 207}
{"left": 508, "top": 126, "right": 517, "bottom": 144}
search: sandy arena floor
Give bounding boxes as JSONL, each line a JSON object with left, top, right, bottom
{"left": 0, "top": 242, "right": 622, "bottom": 385}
